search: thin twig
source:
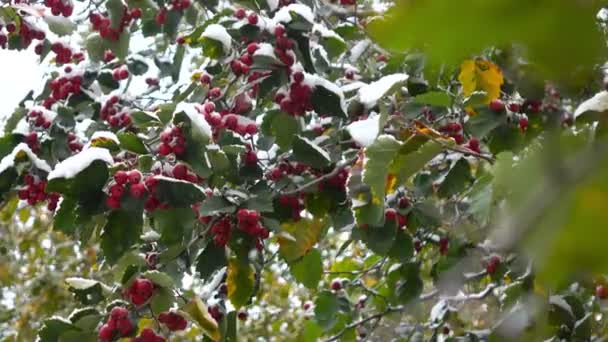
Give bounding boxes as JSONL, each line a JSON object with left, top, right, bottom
{"left": 282, "top": 156, "right": 357, "bottom": 196}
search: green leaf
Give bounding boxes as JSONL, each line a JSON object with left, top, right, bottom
{"left": 465, "top": 107, "right": 506, "bottom": 139}
{"left": 100, "top": 210, "right": 142, "bottom": 264}
{"left": 437, "top": 158, "right": 472, "bottom": 198}
{"left": 142, "top": 270, "right": 174, "bottom": 288}
{"left": 46, "top": 159, "right": 109, "bottom": 211}
{"left": 126, "top": 56, "right": 149, "bottom": 75}
{"left": 184, "top": 296, "right": 221, "bottom": 341}
{"left": 196, "top": 243, "right": 227, "bottom": 279}
{"left": 200, "top": 37, "right": 226, "bottom": 59}
{"left": 150, "top": 286, "right": 175, "bottom": 313}
{"left": 106, "top": 0, "right": 126, "bottom": 29}
{"left": 278, "top": 218, "right": 326, "bottom": 262}
{"left": 314, "top": 291, "right": 339, "bottom": 330}
{"left": 388, "top": 229, "right": 414, "bottom": 261}
{"left": 106, "top": 30, "right": 130, "bottom": 61}
{"left": 356, "top": 219, "right": 398, "bottom": 255}
{"left": 44, "top": 16, "right": 76, "bottom": 36}
{"left": 261, "top": 111, "right": 299, "bottom": 150}
{"left": 65, "top": 278, "right": 107, "bottom": 305}
{"left": 154, "top": 177, "right": 205, "bottom": 207}
{"left": 292, "top": 136, "right": 331, "bottom": 168}
{"left": 391, "top": 138, "right": 445, "bottom": 185}
{"left": 413, "top": 91, "right": 451, "bottom": 107}
{"left": 153, "top": 207, "right": 195, "bottom": 245}
{"left": 117, "top": 132, "right": 148, "bottom": 154}
{"left": 297, "top": 320, "right": 323, "bottom": 342}
{"left": 130, "top": 111, "right": 161, "bottom": 127}
{"left": 38, "top": 318, "right": 79, "bottom": 342}
{"left": 226, "top": 257, "right": 255, "bottom": 309}
{"left": 387, "top": 262, "right": 423, "bottom": 304}
{"left": 198, "top": 196, "right": 236, "bottom": 216}
{"left": 172, "top": 44, "right": 185, "bottom": 82}
{"left": 289, "top": 249, "right": 322, "bottom": 289}
{"left": 311, "top": 85, "right": 346, "bottom": 118}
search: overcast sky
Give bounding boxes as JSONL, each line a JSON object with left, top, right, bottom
{"left": 0, "top": 48, "right": 43, "bottom": 119}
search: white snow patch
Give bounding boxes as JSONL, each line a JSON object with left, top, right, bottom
{"left": 175, "top": 102, "right": 212, "bottom": 141}
{"left": 202, "top": 24, "right": 232, "bottom": 51}
{"left": 65, "top": 277, "right": 98, "bottom": 289}
{"left": 13, "top": 118, "right": 30, "bottom": 135}
{"left": 341, "top": 81, "right": 367, "bottom": 93}
{"left": 0, "top": 143, "right": 51, "bottom": 174}
{"left": 574, "top": 91, "right": 608, "bottom": 118}
{"left": 347, "top": 115, "right": 381, "bottom": 147}
{"left": 266, "top": 0, "right": 279, "bottom": 11}
{"left": 349, "top": 39, "right": 370, "bottom": 63}
{"left": 48, "top": 147, "right": 113, "bottom": 180}
{"left": 90, "top": 131, "right": 119, "bottom": 144}
{"left": 273, "top": 4, "right": 314, "bottom": 24}
{"left": 358, "top": 73, "right": 409, "bottom": 108}
{"left": 312, "top": 23, "right": 345, "bottom": 43}
{"left": 253, "top": 43, "right": 277, "bottom": 59}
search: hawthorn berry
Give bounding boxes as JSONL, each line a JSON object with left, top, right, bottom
{"left": 489, "top": 99, "right": 505, "bottom": 113}
{"left": 159, "top": 311, "right": 188, "bottom": 331}
{"left": 597, "top": 285, "right": 608, "bottom": 299}
{"left": 331, "top": 279, "right": 342, "bottom": 291}
{"left": 127, "top": 277, "right": 155, "bottom": 306}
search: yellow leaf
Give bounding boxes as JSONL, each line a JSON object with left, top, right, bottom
{"left": 136, "top": 318, "right": 154, "bottom": 333}
{"left": 458, "top": 58, "right": 504, "bottom": 106}
{"left": 385, "top": 173, "right": 397, "bottom": 195}
{"left": 226, "top": 257, "right": 255, "bottom": 309}
{"left": 183, "top": 296, "right": 221, "bottom": 341}
{"left": 277, "top": 218, "right": 326, "bottom": 262}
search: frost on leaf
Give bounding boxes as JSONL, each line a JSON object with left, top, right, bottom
{"left": 48, "top": 147, "right": 113, "bottom": 180}
{"left": 0, "top": 143, "right": 51, "bottom": 174}
{"left": 357, "top": 73, "right": 409, "bottom": 108}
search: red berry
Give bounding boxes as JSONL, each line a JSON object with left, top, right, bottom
{"left": 209, "top": 87, "right": 222, "bottom": 99}
{"left": 172, "top": 164, "right": 188, "bottom": 179}
{"left": 292, "top": 71, "right": 304, "bottom": 83}
{"left": 467, "top": 138, "right": 480, "bottom": 153}
{"left": 234, "top": 8, "right": 246, "bottom": 19}
{"left": 237, "top": 311, "right": 248, "bottom": 321}
{"left": 274, "top": 25, "right": 285, "bottom": 37}
{"left": 176, "top": 36, "right": 186, "bottom": 44}
{"left": 485, "top": 255, "right": 501, "bottom": 274}
{"left": 489, "top": 99, "right": 505, "bottom": 113}
{"left": 245, "top": 123, "right": 257, "bottom": 135}
{"left": 109, "top": 184, "right": 125, "bottom": 198}
{"left": 247, "top": 12, "right": 258, "bottom": 25}
{"left": 159, "top": 143, "right": 172, "bottom": 156}
{"left": 106, "top": 196, "right": 121, "bottom": 209}
{"left": 398, "top": 197, "right": 410, "bottom": 208}
{"left": 98, "top": 324, "right": 114, "bottom": 342}
{"left": 156, "top": 8, "right": 167, "bottom": 25}
{"left": 128, "top": 171, "right": 142, "bottom": 184}
{"left": 597, "top": 285, "right": 608, "bottom": 299}
{"left": 225, "top": 115, "right": 238, "bottom": 130}
{"left": 246, "top": 42, "right": 258, "bottom": 55}
{"left": 131, "top": 8, "right": 142, "bottom": 18}
{"left": 130, "top": 183, "right": 147, "bottom": 198}
{"left": 384, "top": 208, "right": 397, "bottom": 221}
{"left": 507, "top": 102, "right": 520, "bottom": 113}
{"left": 330, "top": 279, "right": 342, "bottom": 291}
{"left": 114, "top": 170, "right": 129, "bottom": 184}
{"left": 303, "top": 301, "right": 311, "bottom": 310}
{"left": 519, "top": 116, "right": 529, "bottom": 132}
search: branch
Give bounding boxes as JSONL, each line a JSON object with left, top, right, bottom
{"left": 322, "top": 306, "right": 404, "bottom": 342}
{"left": 282, "top": 156, "right": 358, "bottom": 196}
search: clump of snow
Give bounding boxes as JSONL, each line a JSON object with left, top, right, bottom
{"left": 202, "top": 24, "right": 232, "bottom": 51}
{"left": 574, "top": 91, "right": 608, "bottom": 118}
{"left": 0, "top": 143, "right": 51, "bottom": 174}
{"left": 65, "top": 277, "right": 98, "bottom": 289}
{"left": 90, "top": 131, "right": 119, "bottom": 144}
{"left": 347, "top": 115, "right": 381, "bottom": 147}
{"left": 13, "top": 118, "right": 31, "bottom": 135}
{"left": 358, "top": 73, "right": 409, "bottom": 108}
{"left": 273, "top": 4, "right": 314, "bottom": 24}
{"left": 266, "top": 0, "right": 279, "bottom": 11}
{"left": 304, "top": 73, "right": 347, "bottom": 115}
{"left": 175, "top": 102, "right": 212, "bottom": 141}
{"left": 312, "top": 24, "right": 345, "bottom": 43}
{"left": 349, "top": 39, "right": 370, "bottom": 63}
{"left": 48, "top": 147, "right": 113, "bottom": 180}
{"left": 253, "top": 43, "right": 277, "bottom": 59}
{"left": 341, "top": 81, "right": 366, "bottom": 93}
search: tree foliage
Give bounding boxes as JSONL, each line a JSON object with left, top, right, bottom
{"left": 1, "top": 0, "right": 608, "bottom": 341}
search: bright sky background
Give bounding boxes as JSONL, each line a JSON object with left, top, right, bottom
{"left": 0, "top": 47, "right": 43, "bottom": 119}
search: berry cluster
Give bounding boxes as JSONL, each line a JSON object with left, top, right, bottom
{"left": 439, "top": 122, "right": 464, "bottom": 145}
{"left": 236, "top": 209, "right": 269, "bottom": 241}
{"left": 106, "top": 170, "right": 146, "bottom": 209}
{"left": 385, "top": 208, "right": 408, "bottom": 228}
{"left": 27, "top": 109, "right": 52, "bottom": 129}
{"left": 145, "top": 77, "right": 159, "bottom": 86}
{"left": 273, "top": 25, "right": 296, "bottom": 66}
{"left": 50, "top": 42, "right": 83, "bottom": 64}
{"left": 340, "top": 0, "right": 356, "bottom": 5}
{"left": 278, "top": 195, "right": 303, "bottom": 221}
{"left": 275, "top": 71, "right": 313, "bottom": 116}
{"left": 66, "top": 132, "right": 83, "bottom": 152}
{"left": 234, "top": 8, "right": 260, "bottom": 26}
{"left": 200, "top": 101, "right": 221, "bottom": 126}
{"left": 89, "top": 7, "right": 139, "bottom": 41}
{"left": 125, "top": 277, "right": 155, "bottom": 306}
{"left": 230, "top": 42, "right": 258, "bottom": 77}
{"left": 98, "top": 307, "right": 134, "bottom": 342}
{"left": 17, "top": 174, "right": 60, "bottom": 210}
{"left": 171, "top": 163, "right": 200, "bottom": 183}
{"left": 112, "top": 66, "right": 130, "bottom": 81}
{"left": 0, "top": 21, "right": 45, "bottom": 50}
{"left": 210, "top": 216, "right": 232, "bottom": 246}
{"left": 158, "top": 311, "right": 188, "bottom": 331}
{"left": 45, "top": 73, "right": 83, "bottom": 108}
{"left": 131, "top": 328, "right": 165, "bottom": 342}
{"left": 103, "top": 49, "right": 116, "bottom": 62}
{"left": 267, "top": 161, "right": 308, "bottom": 181}
{"left": 169, "top": 0, "right": 191, "bottom": 10}
{"left": 100, "top": 95, "right": 132, "bottom": 128}
{"left": 319, "top": 168, "right": 349, "bottom": 191}
{"left": 44, "top": 0, "right": 74, "bottom": 17}
{"left": 159, "top": 127, "right": 186, "bottom": 156}
{"left": 223, "top": 115, "right": 258, "bottom": 136}
{"left": 25, "top": 133, "right": 40, "bottom": 152}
